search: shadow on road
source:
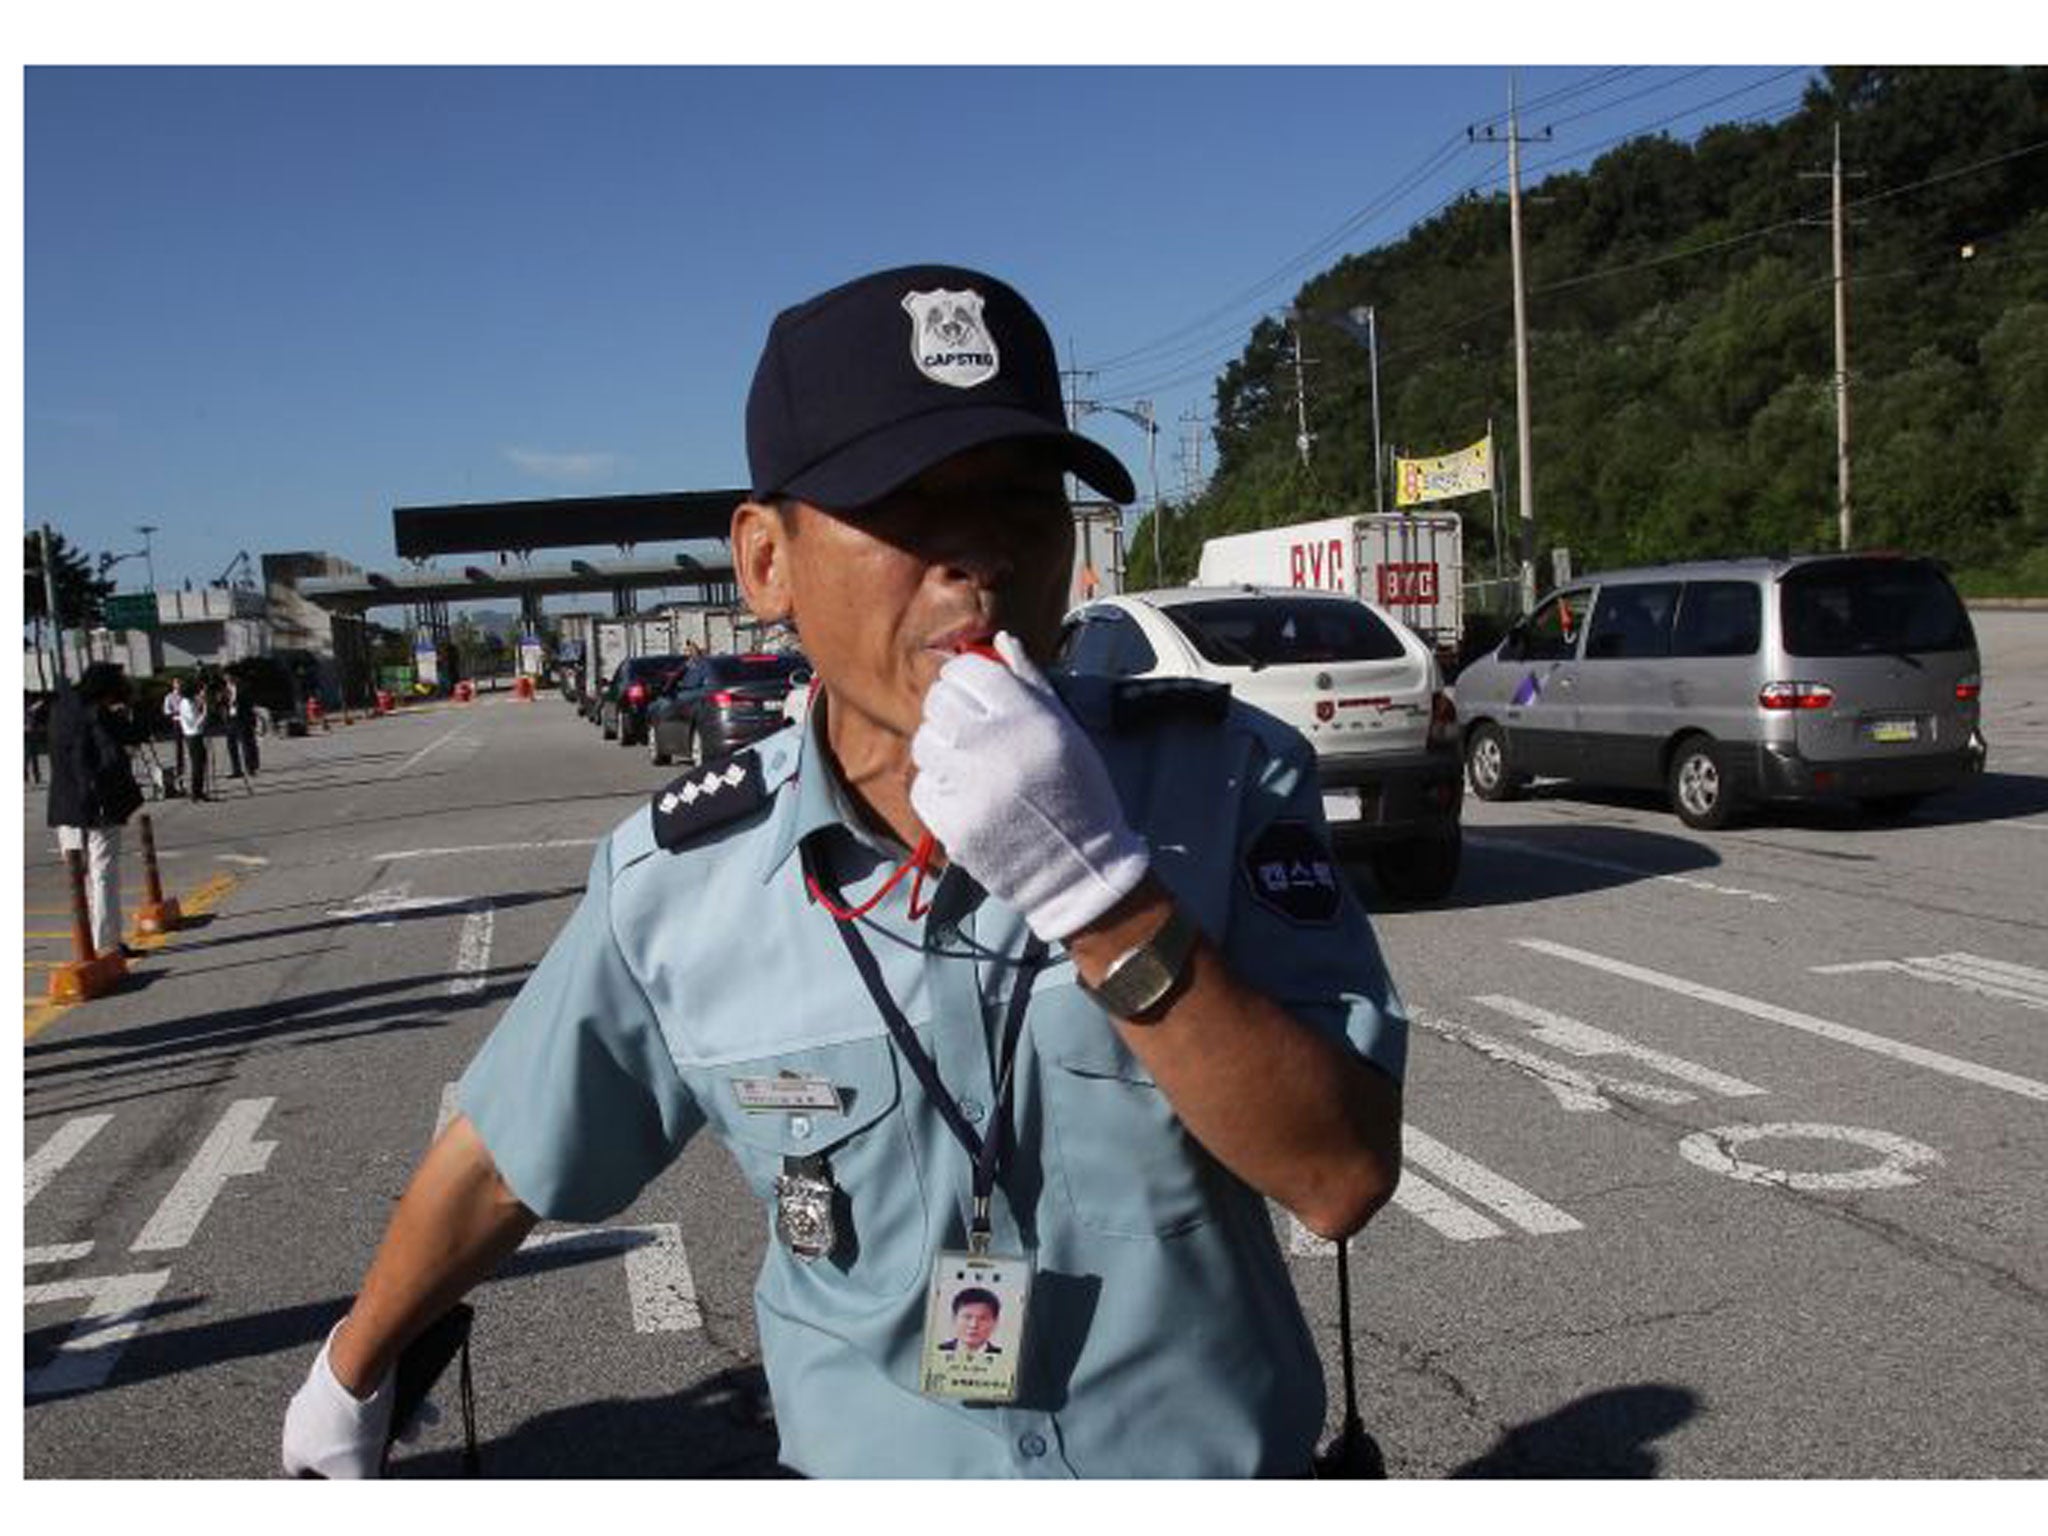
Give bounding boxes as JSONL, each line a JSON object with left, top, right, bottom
{"left": 23, "top": 965, "right": 534, "bottom": 1089}
{"left": 1473, "top": 767, "right": 2048, "bottom": 835}
{"left": 24, "top": 1241, "right": 636, "bottom": 1405}
{"left": 163, "top": 884, "right": 582, "bottom": 955}
{"left": 396, "top": 1364, "right": 788, "bottom": 1479}
{"left": 1354, "top": 821, "right": 1730, "bottom": 913}
{"left": 1448, "top": 1382, "right": 1701, "bottom": 1477}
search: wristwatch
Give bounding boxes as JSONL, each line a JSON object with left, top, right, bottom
{"left": 1076, "top": 903, "right": 1199, "bottom": 1021}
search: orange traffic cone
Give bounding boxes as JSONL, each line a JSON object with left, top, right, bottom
{"left": 133, "top": 814, "right": 184, "bottom": 935}
{"left": 48, "top": 847, "right": 128, "bottom": 1002}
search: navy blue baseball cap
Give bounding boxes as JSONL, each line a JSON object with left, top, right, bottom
{"left": 746, "top": 263, "right": 1137, "bottom": 510}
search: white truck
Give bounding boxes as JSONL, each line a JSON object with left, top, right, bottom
{"left": 1194, "top": 511, "right": 1464, "bottom": 661}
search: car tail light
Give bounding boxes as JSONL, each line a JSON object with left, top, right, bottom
{"left": 1955, "top": 673, "right": 1981, "bottom": 702}
{"left": 710, "top": 690, "right": 737, "bottom": 707}
{"left": 1314, "top": 700, "right": 1335, "bottom": 723}
{"left": 625, "top": 683, "right": 648, "bottom": 705}
{"left": 1427, "top": 690, "right": 1458, "bottom": 749}
{"left": 1758, "top": 681, "right": 1835, "bottom": 711}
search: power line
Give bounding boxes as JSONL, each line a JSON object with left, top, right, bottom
{"left": 1090, "top": 68, "right": 1780, "bottom": 382}
{"left": 1540, "top": 66, "right": 1717, "bottom": 130}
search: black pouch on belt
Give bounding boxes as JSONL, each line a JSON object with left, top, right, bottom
{"left": 1311, "top": 1243, "right": 1388, "bottom": 1479}
{"left": 385, "top": 1303, "right": 480, "bottom": 1476}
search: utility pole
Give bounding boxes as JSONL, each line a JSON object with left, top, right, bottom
{"left": 1177, "top": 408, "right": 1209, "bottom": 503}
{"left": 39, "top": 523, "right": 68, "bottom": 685}
{"left": 1061, "top": 340, "right": 1097, "bottom": 509}
{"left": 1828, "top": 122, "right": 1854, "bottom": 552}
{"left": 1285, "top": 308, "right": 1314, "bottom": 468}
{"left": 1802, "top": 123, "right": 1865, "bottom": 553}
{"left": 1471, "top": 72, "right": 1550, "bottom": 613}
{"left": 1138, "top": 399, "right": 1161, "bottom": 580}
{"left": 1351, "top": 305, "right": 1387, "bottom": 514}
{"left": 137, "top": 524, "right": 159, "bottom": 591}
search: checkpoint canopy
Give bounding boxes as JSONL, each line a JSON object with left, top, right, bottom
{"left": 296, "top": 488, "right": 750, "bottom": 611}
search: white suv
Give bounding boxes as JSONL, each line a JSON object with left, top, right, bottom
{"left": 1057, "top": 585, "right": 1464, "bottom": 902}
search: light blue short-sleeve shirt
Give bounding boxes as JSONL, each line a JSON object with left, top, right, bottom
{"left": 458, "top": 679, "right": 1406, "bottom": 1477}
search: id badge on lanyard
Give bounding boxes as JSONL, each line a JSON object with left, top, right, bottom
{"left": 920, "top": 1244, "right": 1031, "bottom": 1403}
{"left": 804, "top": 841, "right": 1044, "bottom": 1405}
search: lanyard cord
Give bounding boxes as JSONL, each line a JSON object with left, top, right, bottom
{"left": 804, "top": 839, "right": 1046, "bottom": 1229}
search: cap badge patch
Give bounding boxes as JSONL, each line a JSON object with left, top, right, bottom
{"left": 902, "top": 288, "right": 999, "bottom": 389}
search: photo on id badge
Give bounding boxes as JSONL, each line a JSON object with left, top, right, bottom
{"left": 920, "top": 1253, "right": 1030, "bottom": 1401}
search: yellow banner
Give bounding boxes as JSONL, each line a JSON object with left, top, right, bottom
{"left": 1395, "top": 435, "right": 1492, "bottom": 507}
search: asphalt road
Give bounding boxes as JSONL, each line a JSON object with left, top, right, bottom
{"left": 21, "top": 612, "right": 2048, "bottom": 1479}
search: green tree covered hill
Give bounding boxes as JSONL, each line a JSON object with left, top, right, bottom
{"left": 1132, "top": 67, "right": 2048, "bottom": 601}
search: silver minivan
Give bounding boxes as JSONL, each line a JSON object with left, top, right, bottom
{"left": 1454, "top": 554, "right": 1986, "bottom": 829}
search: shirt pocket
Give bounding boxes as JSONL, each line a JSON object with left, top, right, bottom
{"left": 708, "top": 1034, "right": 926, "bottom": 1295}
{"left": 1032, "top": 983, "right": 1217, "bottom": 1239}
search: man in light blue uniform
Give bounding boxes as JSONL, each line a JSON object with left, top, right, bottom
{"left": 282, "top": 264, "right": 1406, "bottom": 1479}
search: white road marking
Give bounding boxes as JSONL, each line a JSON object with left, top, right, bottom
{"left": 130, "top": 1098, "right": 278, "bottom": 1252}
{"left": 1520, "top": 939, "right": 2048, "bottom": 1103}
{"left": 1812, "top": 953, "right": 2048, "bottom": 1011}
{"left": 514, "top": 1224, "right": 702, "bottom": 1332}
{"left": 1470, "top": 995, "right": 1770, "bottom": 1100}
{"left": 1401, "top": 1125, "right": 1584, "bottom": 1235}
{"left": 214, "top": 854, "right": 269, "bottom": 867}
{"left": 25, "top": 1242, "right": 96, "bottom": 1265}
{"left": 325, "top": 883, "right": 470, "bottom": 924}
{"left": 24, "top": 1269, "right": 173, "bottom": 1396}
{"left": 1416, "top": 1011, "right": 1697, "bottom": 1114}
{"left": 1389, "top": 1171, "right": 1509, "bottom": 1241}
{"left": 386, "top": 728, "right": 467, "bottom": 780}
{"left": 1471, "top": 833, "right": 1780, "bottom": 903}
{"left": 1678, "top": 1122, "right": 1943, "bottom": 1192}
{"left": 450, "top": 901, "right": 495, "bottom": 995}
{"left": 26, "top": 1115, "right": 112, "bottom": 1205}
{"left": 435, "top": 1081, "right": 462, "bottom": 1142}
{"left": 377, "top": 838, "right": 598, "bottom": 863}
{"left": 1896, "top": 953, "right": 2048, "bottom": 1012}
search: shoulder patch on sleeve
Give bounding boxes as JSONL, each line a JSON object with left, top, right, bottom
{"left": 651, "top": 749, "right": 768, "bottom": 852}
{"left": 1110, "top": 677, "right": 1231, "bottom": 732}
{"left": 1242, "top": 819, "right": 1343, "bottom": 924}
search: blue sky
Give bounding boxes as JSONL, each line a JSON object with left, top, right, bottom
{"left": 14, "top": 44, "right": 1881, "bottom": 612}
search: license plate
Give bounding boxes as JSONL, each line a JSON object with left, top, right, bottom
{"left": 1866, "top": 718, "right": 1920, "bottom": 744}
{"left": 1321, "top": 789, "right": 1363, "bottom": 823}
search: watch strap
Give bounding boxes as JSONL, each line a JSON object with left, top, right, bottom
{"left": 1076, "top": 903, "right": 1198, "bottom": 1021}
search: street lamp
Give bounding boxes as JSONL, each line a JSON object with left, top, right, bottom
{"left": 1077, "top": 399, "right": 1162, "bottom": 582}
{"left": 1311, "top": 305, "right": 1387, "bottom": 516}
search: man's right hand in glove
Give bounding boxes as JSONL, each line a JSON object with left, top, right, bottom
{"left": 281, "top": 1319, "right": 394, "bottom": 1479}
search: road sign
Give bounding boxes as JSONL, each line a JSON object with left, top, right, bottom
{"left": 103, "top": 593, "right": 160, "bottom": 630}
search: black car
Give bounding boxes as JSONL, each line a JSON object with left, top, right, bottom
{"left": 598, "top": 654, "right": 690, "bottom": 745}
{"left": 647, "top": 652, "right": 806, "bottom": 766}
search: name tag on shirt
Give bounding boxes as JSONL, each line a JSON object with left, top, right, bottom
{"left": 730, "top": 1074, "right": 844, "bottom": 1114}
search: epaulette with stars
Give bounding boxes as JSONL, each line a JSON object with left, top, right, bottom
{"left": 650, "top": 747, "right": 770, "bottom": 852}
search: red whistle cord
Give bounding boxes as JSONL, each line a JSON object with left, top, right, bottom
{"left": 805, "top": 831, "right": 940, "bottom": 922}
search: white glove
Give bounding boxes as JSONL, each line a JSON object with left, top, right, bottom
{"left": 910, "top": 631, "right": 1149, "bottom": 942}
{"left": 281, "top": 1320, "right": 395, "bottom": 1479}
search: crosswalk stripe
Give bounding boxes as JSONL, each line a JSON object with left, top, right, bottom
{"left": 1401, "top": 1125, "right": 1584, "bottom": 1235}
{"left": 1389, "top": 1169, "right": 1506, "bottom": 1241}
{"left": 27, "top": 1115, "right": 112, "bottom": 1205}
